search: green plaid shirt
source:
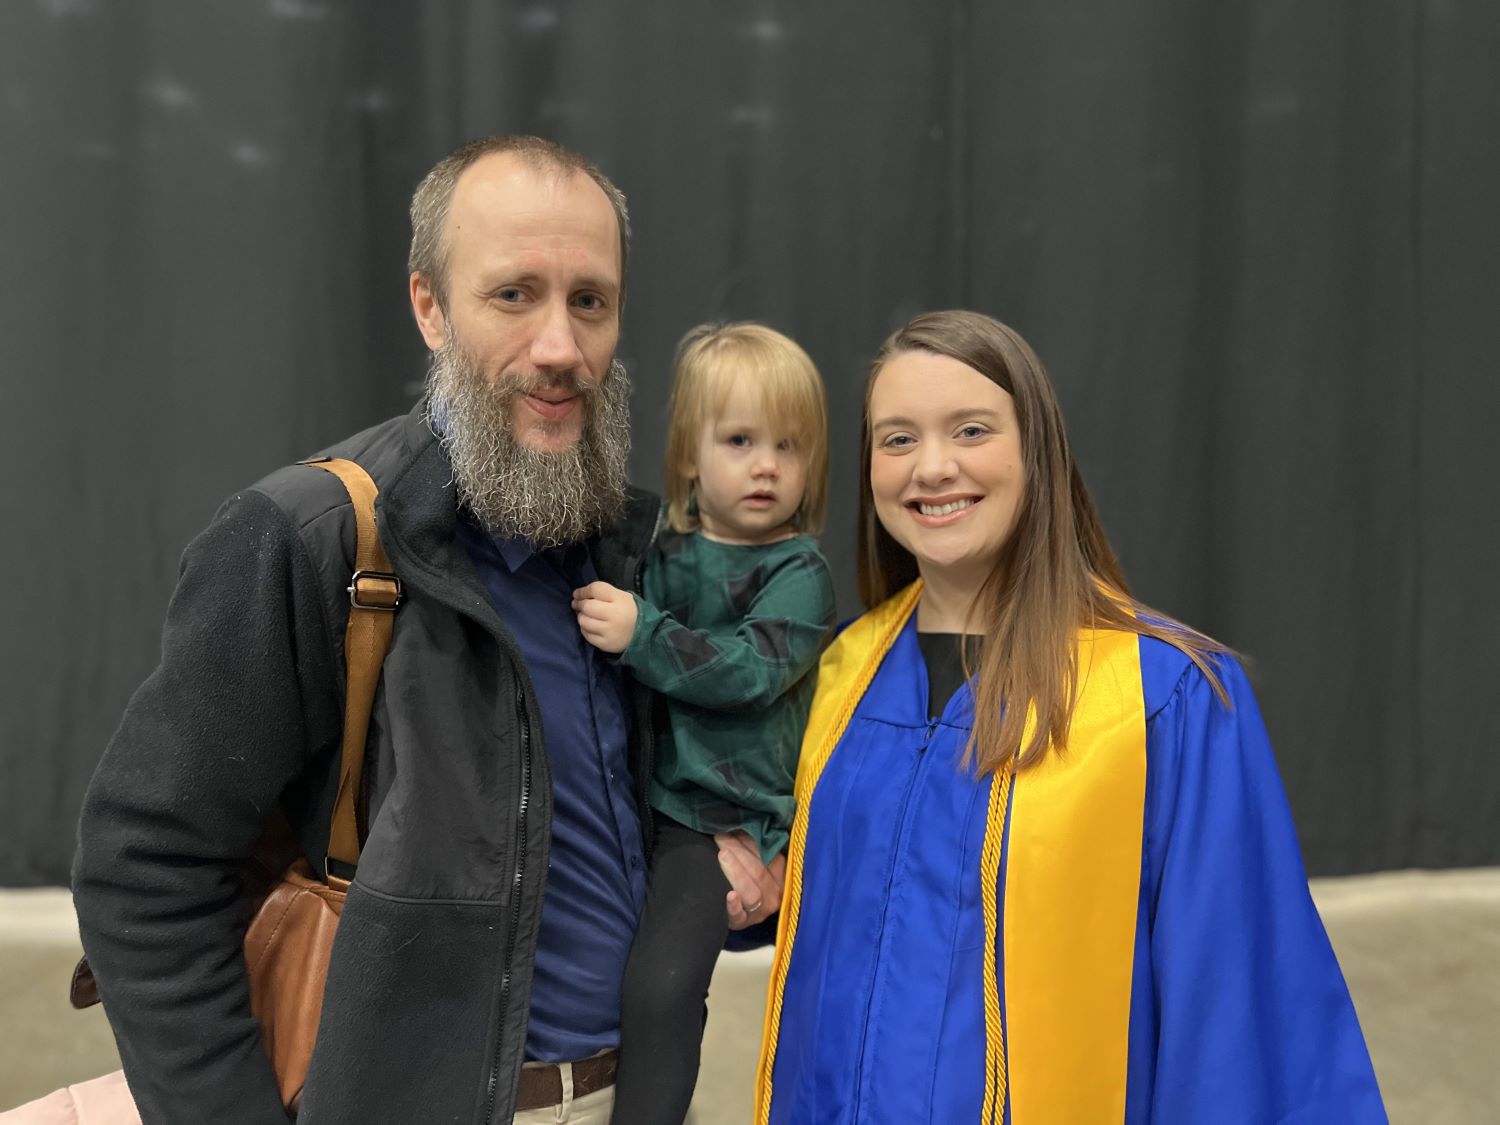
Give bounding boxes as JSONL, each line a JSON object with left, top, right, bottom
{"left": 619, "top": 528, "right": 836, "bottom": 863}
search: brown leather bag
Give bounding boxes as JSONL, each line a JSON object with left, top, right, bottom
{"left": 70, "top": 456, "right": 402, "bottom": 1113}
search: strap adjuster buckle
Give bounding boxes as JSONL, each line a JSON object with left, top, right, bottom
{"left": 348, "top": 570, "right": 402, "bottom": 611}
{"left": 324, "top": 855, "right": 357, "bottom": 890}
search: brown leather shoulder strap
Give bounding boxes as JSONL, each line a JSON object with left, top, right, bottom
{"left": 67, "top": 458, "right": 399, "bottom": 1010}
{"left": 301, "top": 456, "right": 402, "bottom": 888}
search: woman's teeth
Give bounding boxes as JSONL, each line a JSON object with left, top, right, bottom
{"left": 917, "top": 499, "right": 975, "bottom": 516}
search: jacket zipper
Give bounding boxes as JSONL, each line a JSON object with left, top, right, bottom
{"left": 631, "top": 511, "right": 663, "bottom": 852}
{"left": 484, "top": 686, "right": 533, "bottom": 1124}
{"left": 848, "top": 718, "right": 939, "bottom": 1118}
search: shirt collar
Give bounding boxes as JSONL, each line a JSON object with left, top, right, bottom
{"left": 454, "top": 489, "right": 596, "bottom": 577}
{"left": 495, "top": 534, "right": 536, "bottom": 574}
{"left": 493, "top": 531, "right": 595, "bottom": 578}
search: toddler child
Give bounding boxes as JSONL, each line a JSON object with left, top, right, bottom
{"left": 572, "top": 322, "right": 836, "bottom": 1125}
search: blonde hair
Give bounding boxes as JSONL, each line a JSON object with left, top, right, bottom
{"left": 664, "top": 322, "right": 830, "bottom": 535}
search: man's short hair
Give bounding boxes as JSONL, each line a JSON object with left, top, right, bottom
{"left": 407, "top": 135, "right": 631, "bottom": 308}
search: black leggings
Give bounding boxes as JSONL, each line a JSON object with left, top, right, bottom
{"left": 609, "top": 817, "right": 732, "bottom": 1125}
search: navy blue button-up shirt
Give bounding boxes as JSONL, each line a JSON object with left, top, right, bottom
{"left": 455, "top": 518, "right": 647, "bottom": 1062}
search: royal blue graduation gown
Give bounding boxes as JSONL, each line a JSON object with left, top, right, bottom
{"left": 757, "top": 587, "right": 1385, "bottom": 1124}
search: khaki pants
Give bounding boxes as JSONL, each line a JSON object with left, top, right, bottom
{"left": 1, "top": 1064, "right": 616, "bottom": 1124}
{"left": 511, "top": 1058, "right": 615, "bottom": 1124}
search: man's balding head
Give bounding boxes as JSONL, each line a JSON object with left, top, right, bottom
{"left": 407, "top": 135, "right": 631, "bottom": 310}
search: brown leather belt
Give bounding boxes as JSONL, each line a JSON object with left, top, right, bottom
{"left": 515, "top": 1049, "right": 620, "bottom": 1111}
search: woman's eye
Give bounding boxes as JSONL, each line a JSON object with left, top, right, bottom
{"left": 957, "top": 424, "right": 990, "bottom": 439}
{"left": 881, "top": 434, "right": 914, "bottom": 449}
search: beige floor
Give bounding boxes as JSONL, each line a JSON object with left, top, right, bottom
{"left": 3, "top": 869, "right": 1497, "bottom": 1123}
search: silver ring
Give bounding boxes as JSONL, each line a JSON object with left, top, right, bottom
{"left": 745, "top": 900, "right": 764, "bottom": 914}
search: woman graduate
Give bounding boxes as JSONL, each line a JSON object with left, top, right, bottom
{"left": 754, "top": 311, "right": 1386, "bottom": 1124}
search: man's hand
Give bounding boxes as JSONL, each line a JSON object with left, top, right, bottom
{"left": 572, "top": 581, "right": 639, "bottom": 654}
{"left": 716, "top": 830, "right": 786, "bottom": 929}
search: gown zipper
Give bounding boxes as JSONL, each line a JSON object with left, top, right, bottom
{"left": 847, "top": 717, "right": 940, "bottom": 1118}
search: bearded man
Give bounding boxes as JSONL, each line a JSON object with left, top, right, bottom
{"left": 68, "top": 136, "right": 782, "bottom": 1125}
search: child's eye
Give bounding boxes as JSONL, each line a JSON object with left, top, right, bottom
{"left": 777, "top": 438, "right": 798, "bottom": 452}
{"left": 727, "top": 434, "right": 751, "bottom": 448}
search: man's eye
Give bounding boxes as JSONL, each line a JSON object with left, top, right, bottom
{"left": 496, "top": 288, "right": 524, "bottom": 303}
{"left": 575, "top": 293, "right": 604, "bottom": 311}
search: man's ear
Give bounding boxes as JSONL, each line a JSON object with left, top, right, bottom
{"left": 410, "top": 272, "right": 448, "bottom": 351}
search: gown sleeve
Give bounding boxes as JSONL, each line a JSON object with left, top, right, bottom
{"left": 1141, "top": 655, "right": 1388, "bottom": 1124}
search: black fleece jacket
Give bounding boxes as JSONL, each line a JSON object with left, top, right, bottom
{"left": 72, "top": 404, "right": 661, "bottom": 1124}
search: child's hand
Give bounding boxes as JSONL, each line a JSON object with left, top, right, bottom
{"left": 572, "top": 581, "right": 638, "bottom": 654}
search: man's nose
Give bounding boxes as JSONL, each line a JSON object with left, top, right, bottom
{"left": 529, "top": 300, "right": 586, "bottom": 372}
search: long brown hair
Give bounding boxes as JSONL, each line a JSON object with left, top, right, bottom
{"left": 857, "top": 310, "right": 1226, "bottom": 773}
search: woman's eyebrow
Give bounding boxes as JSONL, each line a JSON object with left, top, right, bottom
{"left": 871, "top": 407, "right": 1003, "bottom": 429}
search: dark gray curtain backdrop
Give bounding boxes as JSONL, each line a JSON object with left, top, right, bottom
{"left": 3, "top": 0, "right": 1496, "bottom": 883}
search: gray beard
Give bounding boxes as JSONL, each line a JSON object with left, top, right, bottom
{"left": 424, "top": 333, "right": 631, "bottom": 547}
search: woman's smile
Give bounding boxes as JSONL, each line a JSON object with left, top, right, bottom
{"left": 868, "top": 350, "right": 1025, "bottom": 586}
{"left": 906, "top": 494, "right": 983, "bottom": 524}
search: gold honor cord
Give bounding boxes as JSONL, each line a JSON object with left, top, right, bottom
{"left": 754, "top": 581, "right": 923, "bottom": 1125}
{"left": 979, "top": 767, "right": 1015, "bottom": 1124}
